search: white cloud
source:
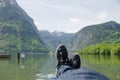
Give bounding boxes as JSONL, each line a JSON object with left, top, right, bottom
{"left": 17, "top": 0, "right": 120, "bottom": 33}
{"left": 65, "top": 29, "right": 79, "bottom": 33}
{"left": 97, "top": 11, "right": 108, "bottom": 20}
{"left": 34, "top": 21, "right": 40, "bottom": 27}
{"left": 34, "top": 21, "right": 43, "bottom": 30}
{"left": 69, "top": 18, "right": 80, "bottom": 23}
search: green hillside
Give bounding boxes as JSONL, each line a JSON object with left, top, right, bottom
{"left": 71, "top": 21, "right": 120, "bottom": 51}
{"left": 0, "top": 0, "right": 49, "bottom": 53}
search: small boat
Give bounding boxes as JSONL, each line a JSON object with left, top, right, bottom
{"left": 0, "top": 54, "right": 11, "bottom": 58}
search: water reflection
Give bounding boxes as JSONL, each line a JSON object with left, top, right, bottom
{"left": 36, "top": 53, "right": 56, "bottom": 80}
{"left": 0, "top": 53, "right": 49, "bottom": 80}
{"left": 81, "top": 54, "right": 120, "bottom": 80}
{"left": 1, "top": 52, "right": 120, "bottom": 80}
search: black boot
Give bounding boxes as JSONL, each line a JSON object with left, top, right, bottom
{"left": 56, "top": 44, "right": 69, "bottom": 69}
{"left": 70, "top": 54, "right": 81, "bottom": 69}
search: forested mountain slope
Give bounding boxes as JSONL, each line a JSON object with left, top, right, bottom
{"left": 71, "top": 21, "right": 120, "bottom": 51}
{"left": 0, "top": 0, "right": 48, "bottom": 53}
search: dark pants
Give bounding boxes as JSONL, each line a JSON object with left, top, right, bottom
{"left": 49, "top": 65, "right": 109, "bottom": 80}
{"left": 57, "top": 65, "right": 73, "bottom": 77}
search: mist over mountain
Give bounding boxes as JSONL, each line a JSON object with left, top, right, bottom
{"left": 71, "top": 21, "right": 120, "bottom": 51}
{"left": 39, "top": 30, "right": 75, "bottom": 50}
{"left": 0, "top": 0, "right": 48, "bottom": 53}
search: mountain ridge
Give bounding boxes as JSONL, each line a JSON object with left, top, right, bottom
{"left": 39, "top": 30, "right": 75, "bottom": 50}
{"left": 71, "top": 21, "right": 120, "bottom": 51}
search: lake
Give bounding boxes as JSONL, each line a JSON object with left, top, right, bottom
{"left": 0, "top": 53, "right": 56, "bottom": 80}
{"left": 81, "top": 54, "right": 120, "bottom": 80}
{"left": 0, "top": 52, "right": 120, "bottom": 80}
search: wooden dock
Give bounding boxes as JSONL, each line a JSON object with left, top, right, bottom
{"left": 0, "top": 54, "right": 11, "bottom": 58}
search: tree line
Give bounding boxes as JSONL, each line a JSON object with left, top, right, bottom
{"left": 80, "top": 43, "right": 120, "bottom": 55}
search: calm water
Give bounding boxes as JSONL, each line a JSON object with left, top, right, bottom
{"left": 0, "top": 53, "right": 56, "bottom": 80}
{"left": 0, "top": 53, "right": 120, "bottom": 80}
{"left": 81, "top": 54, "right": 120, "bottom": 80}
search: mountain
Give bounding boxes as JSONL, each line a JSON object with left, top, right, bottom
{"left": 71, "top": 21, "right": 120, "bottom": 51}
{"left": 0, "top": 0, "right": 49, "bottom": 53}
{"left": 39, "top": 30, "right": 75, "bottom": 50}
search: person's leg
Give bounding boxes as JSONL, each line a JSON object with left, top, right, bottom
{"left": 56, "top": 54, "right": 81, "bottom": 77}
{"left": 56, "top": 44, "right": 71, "bottom": 77}
{"left": 55, "top": 44, "right": 81, "bottom": 77}
{"left": 56, "top": 65, "right": 72, "bottom": 77}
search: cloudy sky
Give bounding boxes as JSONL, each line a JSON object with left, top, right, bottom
{"left": 17, "top": 0, "right": 120, "bottom": 33}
